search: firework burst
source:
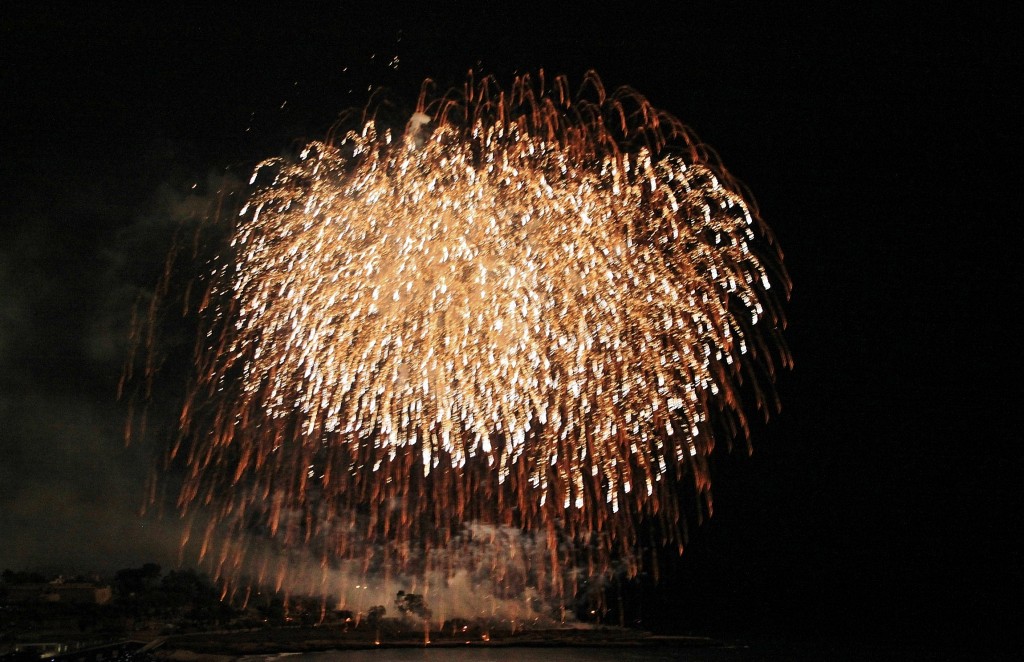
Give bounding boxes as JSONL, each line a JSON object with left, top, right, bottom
{"left": 129, "top": 71, "right": 788, "bottom": 609}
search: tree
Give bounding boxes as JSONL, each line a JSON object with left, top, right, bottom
{"left": 113, "top": 563, "right": 162, "bottom": 598}
{"left": 366, "top": 604, "right": 386, "bottom": 627}
{"left": 257, "top": 597, "right": 285, "bottom": 625}
{"left": 395, "top": 591, "right": 431, "bottom": 620}
{"left": 1, "top": 569, "right": 46, "bottom": 584}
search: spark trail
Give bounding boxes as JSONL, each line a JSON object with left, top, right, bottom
{"left": 129, "top": 71, "right": 789, "bottom": 611}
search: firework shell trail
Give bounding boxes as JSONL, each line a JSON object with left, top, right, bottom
{"left": 130, "top": 71, "right": 789, "bottom": 603}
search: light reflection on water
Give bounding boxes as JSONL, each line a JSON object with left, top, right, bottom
{"left": 240, "top": 646, "right": 755, "bottom": 662}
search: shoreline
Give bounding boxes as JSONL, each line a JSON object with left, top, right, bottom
{"left": 155, "top": 628, "right": 721, "bottom": 659}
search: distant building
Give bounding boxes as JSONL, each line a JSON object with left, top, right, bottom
{"left": 13, "top": 642, "right": 70, "bottom": 657}
{"left": 5, "top": 582, "right": 112, "bottom": 605}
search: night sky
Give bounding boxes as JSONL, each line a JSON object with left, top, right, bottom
{"left": 2, "top": 2, "right": 1020, "bottom": 650}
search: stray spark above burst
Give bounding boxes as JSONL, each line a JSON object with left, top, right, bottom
{"left": 133, "top": 71, "right": 789, "bottom": 601}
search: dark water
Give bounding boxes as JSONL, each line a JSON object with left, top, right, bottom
{"left": 241, "top": 649, "right": 754, "bottom": 662}
{"left": 237, "top": 641, "right": 1014, "bottom": 661}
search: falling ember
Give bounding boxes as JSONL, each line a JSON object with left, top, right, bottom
{"left": 129, "top": 70, "right": 789, "bottom": 606}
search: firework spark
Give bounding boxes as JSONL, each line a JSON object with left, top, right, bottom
{"left": 130, "top": 71, "right": 788, "bottom": 609}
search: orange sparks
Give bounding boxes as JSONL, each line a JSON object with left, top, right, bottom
{"left": 128, "top": 70, "right": 788, "bottom": 605}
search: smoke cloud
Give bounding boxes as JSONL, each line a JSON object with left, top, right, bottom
{"left": 0, "top": 171, "right": 236, "bottom": 575}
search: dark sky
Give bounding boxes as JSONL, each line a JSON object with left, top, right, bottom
{"left": 2, "top": 1, "right": 1020, "bottom": 648}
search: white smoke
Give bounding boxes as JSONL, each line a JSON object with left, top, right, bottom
{"left": 183, "top": 512, "right": 582, "bottom": 628}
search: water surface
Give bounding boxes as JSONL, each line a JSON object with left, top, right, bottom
{"left": 240, "top": 646, "right": 758, "bottom": 662}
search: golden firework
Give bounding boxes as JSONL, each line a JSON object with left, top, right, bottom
{"left": 131, "top": 71, "right": 788, "bottom": 608}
